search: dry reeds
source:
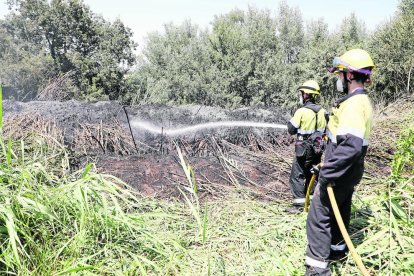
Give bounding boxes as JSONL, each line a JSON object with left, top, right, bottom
{"left": 73, "top": 120, "right": 136, "bottom": 155}
{"left": 37, "top": 71, "right": 77, "bottom": 101}
{"left": 3, "top": 114, "right": 65, "bottom": 146}
{"left": 3, "top": 114, "right": 136, "bottom": 156}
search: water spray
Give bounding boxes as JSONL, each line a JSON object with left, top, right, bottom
{"left": 131, "top": 120, "right": 287, "bottom": 136}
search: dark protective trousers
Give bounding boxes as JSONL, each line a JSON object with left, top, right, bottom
{"left": 289, "top": 150, "right": 322, "bottom": 206}
{"left": 305, "top": 182, "right": 354, "bottom": 266}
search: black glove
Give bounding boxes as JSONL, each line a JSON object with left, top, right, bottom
{"left": 310, "top": 164, "right": 321, "bottom": 175}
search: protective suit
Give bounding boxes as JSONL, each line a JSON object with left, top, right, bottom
{"left": 304, "top": 49, "right": 374, "bottom": 275}
{"left": 287, "top": 80, "right": 327, "bottom": 209}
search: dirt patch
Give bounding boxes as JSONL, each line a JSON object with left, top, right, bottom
{"left": 96, "top": 149, "right": 292, "bottom": 201}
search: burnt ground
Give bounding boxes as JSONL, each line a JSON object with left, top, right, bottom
{"left": 3, "top": 99, "right": 395, "bottom": 201}
{"left": 90, "top": 132, "right": 294, "bottom": 200}
{"left": 95, "top": 147, "right": 292, "bottom": 200}
{"left": 3, "top": 99, "right": 294, "bottom": 200}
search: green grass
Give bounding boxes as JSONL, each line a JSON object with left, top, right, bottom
{"left": 0, "top": 125, "right": 413, "bottom": 275}
{"left": 0, "top": 138, "right": 188, "bottom": 274}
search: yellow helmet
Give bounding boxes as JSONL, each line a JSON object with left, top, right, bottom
{"left": 329, "top": 49, "right": 374, "bottom": 75}
{"left": 298, "top": 80, "right": 320, "bottom": 95}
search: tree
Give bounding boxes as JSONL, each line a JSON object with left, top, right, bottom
{"left": 208, "top": 9, "right": 253, "bottom": 107}
{"left": 0, "top": 18, "right": 54, "bottom": 100}
{"left": 134, "top": 20, "right": 216, "bottom": 105}
{"left": 369, "top": 0, "right": 414, "bottom": 101}
{"left": 276, "top": 1, "right": 304, "bottom": 64}
{"left": 298, "top": 19, "right": 338, "bottom": 105}
{"left": 338, "top": 13, "right": 368, "bottom": 49}
{"left": 1, "top": 0, "right": 136, "bottom": 100}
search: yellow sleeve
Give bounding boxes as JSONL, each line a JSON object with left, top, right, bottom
{"left": 337, "top": 103, "right": 365, "bottom": 139}
{"left": 289, "top": 109, "right": 303, "bottom": 128}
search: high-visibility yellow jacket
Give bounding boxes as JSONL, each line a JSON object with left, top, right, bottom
{"left": 319, "top": 88, "right": 373, "bottom": 187}
{"left": 288, "top": 102, "right": 327, "bottom": 137}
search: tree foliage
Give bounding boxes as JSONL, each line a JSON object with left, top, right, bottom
{"left": 0, "top": 0, "right": 136, "bottom": 100}
{"left": 0, "top": 0, "right": 413, "bottom": 106}
{"left": 130, "top": 1, "right": 413, "bottom": 108}
{"left": 369, "top": 0, "right": 414, "bottom": 101}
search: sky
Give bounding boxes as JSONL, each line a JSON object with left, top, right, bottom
{"left": 0, "top": 0, "right": 399, "bottom": 51}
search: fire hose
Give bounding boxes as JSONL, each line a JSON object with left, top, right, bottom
{"left": 327, "top": 183, "right": 370, "bottom": 275}
{"left": 304, "top": 173, "right": 317, "bottom": 212}
{"left": 304, "top": 167, "right": 370, "bottom": 276}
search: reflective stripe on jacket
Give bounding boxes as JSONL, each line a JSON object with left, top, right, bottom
{"left": 319, "top": 89, "right": 373, "bottom": 187}
{"left": 288, "top": 103, "right": 327, "bottom": 136}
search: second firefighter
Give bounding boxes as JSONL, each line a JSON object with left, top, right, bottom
{"left": 287, "top": 80, "right": 327, "bottom": 212}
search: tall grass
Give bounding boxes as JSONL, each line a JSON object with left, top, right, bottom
{"left": 0, "top": 138, "right": 190, "bottom": 274}
{"left": 0, "top": 84, "right": 2, "bottom": 130}
{"left": 336, "top": 127, "right": 414, "bottom": 275}
{"left": 0, "top": 124, "right": 413, "bottom": 275}
{"left": 0, "top": 135, "right": 310, "bottom": 275}
{"left": 176, "top": 144, "right": 208, "bottom": 243}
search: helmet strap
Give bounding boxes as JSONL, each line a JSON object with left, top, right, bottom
{"left": 342, "top": 72, "right": 350, "bottom": 94}
{"left": 348, "top": 71, "right": 357, "bottom": 82}
{"left": 302, "top": 93, "right": 316, "bottom": 104}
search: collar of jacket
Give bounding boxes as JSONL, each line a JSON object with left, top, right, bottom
{"left": 334, "top": 88, "right": 366, "bottom": 107}
{"left": 303, "top": 101, "right": 317, "bottom": 107}
{"left": 303, "top": 101, "right": 321, "bottom": 111}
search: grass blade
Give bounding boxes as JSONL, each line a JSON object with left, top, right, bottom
{"left": 82, "top": 163, "right": 93, "bottom": 179}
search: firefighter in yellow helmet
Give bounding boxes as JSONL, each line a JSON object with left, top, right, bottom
{"left": 304, "top": 49, "right": 374, "bottom": 275}
{"left": 286, "top": 80, "right": 327, "bottom": 214}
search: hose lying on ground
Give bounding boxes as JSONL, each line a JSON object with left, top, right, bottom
{"left": 327, "top": 183, "right": 370, "bottom": 276}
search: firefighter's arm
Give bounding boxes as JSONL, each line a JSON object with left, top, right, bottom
{"left": 287, "top": 122, "right": 298, "bottom": 135}
{"left": 318, "top": 134, "right": 363, "bottom": 186}
{"left": 319, "top": 105, "right": 365, "bottom": 186}
{"left": 287, "top": 109, "right": 302, "bottom": 135}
